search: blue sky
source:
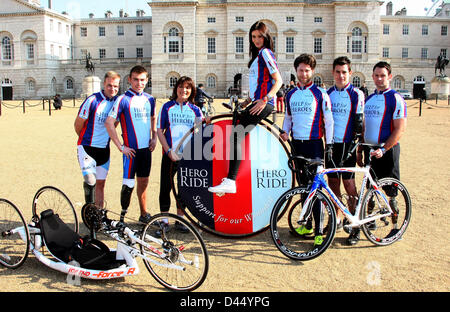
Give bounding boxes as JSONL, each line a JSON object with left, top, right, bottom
{"left": 49, "top": 0, "right": 151, "bottom": 19}
{"left": 46, "top": 0, "right": 439, "bottom": 18}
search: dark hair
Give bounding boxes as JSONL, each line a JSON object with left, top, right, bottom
{"left": 333, "top": 56, "right": 352, "bottom": 71}
{"left": 373, "top": 61, "right": 392, "bottom": 75}
{"left": 170, "top": 76, "right": 196, "bottom": 103}
{"left": 248, "top": 21, "right": 274, "bottom": 68}
{"left": 129, "top": 65, "right": 148, "bottom": 78}
{"left": 294, "top": 53, "right": 316, "bottom": 70}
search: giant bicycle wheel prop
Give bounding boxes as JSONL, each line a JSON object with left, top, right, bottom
{"left": 172, "top": 114, "right": 294, "bottom": 238}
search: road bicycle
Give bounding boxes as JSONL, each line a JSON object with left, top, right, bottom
{"left": 0, "top": 186, "right": 209, "bottom": 291}
{"left": 270, "top": 142, "right": 412, "bottom": 261}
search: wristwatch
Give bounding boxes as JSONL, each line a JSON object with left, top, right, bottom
{"left": 264, "top": 94, "right": 273, "bottom": 102}
{"left": 120, "top": 145, "right": 124, "bottom": 152}
{"left": 380, "top": 147, "right": 386, "bottom": 154}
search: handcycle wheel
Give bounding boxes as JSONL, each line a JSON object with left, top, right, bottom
{"left": 32, "top": 186, "right": 78, "bottom": 233}
{"left": 140, "top": 213, "right": 209, "bottom": 291}
{"left": 360, "top": 178, "right": 411, "bottom": 246}
{"left": 270, "top": 187, "right": 337, "bottom": 261}
{"left": 0, "top": 198, "right": 30, "bottom": 269}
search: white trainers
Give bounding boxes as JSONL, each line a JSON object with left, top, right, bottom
{"left": 208, "top": 178, "right": 236, "bottom": 194}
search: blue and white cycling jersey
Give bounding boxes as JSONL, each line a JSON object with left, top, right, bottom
{"left": 283, "top": 82, "right": 334, "bottom": 144}
{"left": 108, "top": 89, "right": 156, "bottom": 150}
{"left": 157, "top": 100, "right": 203, "bottom": 151}
{"left": 364, "top": 88, "right": 407, "bottom": 145}
{"left": 248, "top": 48, "right": 279, "bottom": 106}
{"left": 77, "top": 91, "right": 117, "bottom": 148}
{"left": 327, "top": 83, "right": 364, "bottom": 143}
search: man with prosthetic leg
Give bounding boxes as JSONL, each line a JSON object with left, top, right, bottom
{"left": 106, "top": 66, "right": 157, "bottom": 224}
{"left": 355, "top": 61, "right": 407, "bottom": 245}
{"left": 75, "top": 71, "right": 121, "bottom": 209}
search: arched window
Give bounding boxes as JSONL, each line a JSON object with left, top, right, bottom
{"left": 393, "top": 76, "right": 404, "bottom": 89}
{"left": 351, "top": 27, "right": 363, "bottom": 54}
{"left": 352, "top": 76, "right": 361, "bottom": 88}
{"left": 26, "top": 78, "right": 35, "bottom": 93}
{"left": 169, "top": 76, "right": 178, "bottom": 88}
{"left": 206, "top": 75, "right": 216, "bottom": 88}
{"left": 51, "top": 77, "right": 57, "bottom": 94}
{"left": 65, "top": 78, "right": 74, "bottom": 91}
{"left": 2, "top": 36, "right": 12, "bottom": 60}
{"left": 168, "top": 27, "right": 181, "bottom": 53}
{"left": 313, "top": 76, "right": 323, "bottom": 86}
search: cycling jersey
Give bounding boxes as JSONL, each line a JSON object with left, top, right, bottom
{"left": 283, "top": 82, "right": 334, "bottom": 144}
{"left": 249, "top": 48, "right": 279, "bottom": 106}
{"left": 327, "top": 83, "right": 364, "bottom": 143}
{"left": 363, "top": 88, "right": 407, "bottom": 145}
{"left": 109, "top": 89, "right": 156, "bottom": 150}
{"left": 77, "top": 91, "right": 117, "bottom": 148}
{"left": 157, "top": 100, "right": 203, "bottom": 151}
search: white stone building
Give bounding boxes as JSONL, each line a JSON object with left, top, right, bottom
{"left": 1, "top": 0, "right": 449, "bottom": 100}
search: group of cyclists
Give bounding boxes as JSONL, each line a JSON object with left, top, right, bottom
{"left": 75, "top": 20, "right": 407, "bottom": 243}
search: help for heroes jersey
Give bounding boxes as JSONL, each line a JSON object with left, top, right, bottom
{"left": 108, "top": 89, "right": 156, "bottom": 150}
{"left": 157, "top": 100, "right": 203, "bottom": 151}
{"left": 249, "top": 48, "right": 280, "bottom": 106}
{"left": 77, "top": 91, "right": 117, "bottom": 148}
{"left": 327, "top": 84, "right": 364, "bottom": 143}
{"left": 363, "top": 88, "right": 407, "bottom": 145}
{"left": 283, "top": 83, "right": 334, "bottom": 144}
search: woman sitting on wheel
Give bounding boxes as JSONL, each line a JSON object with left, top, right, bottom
{"left": 208, "top": 20, "right": 282, "bottom": 194}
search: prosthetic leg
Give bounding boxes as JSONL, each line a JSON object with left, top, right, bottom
{"left": 120, "top": 185, "right": 134, "bottom": 222}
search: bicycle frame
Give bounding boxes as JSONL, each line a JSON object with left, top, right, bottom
{"left": 299, "top": 165, "right": 393, "bottom": 229}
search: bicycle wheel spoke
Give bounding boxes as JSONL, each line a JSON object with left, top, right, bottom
{"left": 141, "top": 213, "right": 208, "bottom": 291}
{"left": 270, "top": 187, "right": 337, "bottom": 261}
{"left": 32, "top": 186, "right": 78, "bottom": 233}
{"left": 0, "top": 199, "right": 29, "bottom": 269}
{"left": 361, "top": 178, "right": 411, "bottom": 245}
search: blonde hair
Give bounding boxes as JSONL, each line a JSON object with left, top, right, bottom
{"left": 104, "top": 71, "right": 121, "bottom": 81}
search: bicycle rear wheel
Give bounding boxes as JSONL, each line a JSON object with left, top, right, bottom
{"left": 140, "top": 213, "right": 209, "bottom": 291}
{"left": 270, "top": 187, "right": 337, "bottom": 261}
{"left": 32, "top": 186, "right": 78, "bottom": 233}
{"left": 360, "top": 178, "right": 411, "bottom": 246}
{"left": 0, "top": 198, "right": 30, "bottom": 269}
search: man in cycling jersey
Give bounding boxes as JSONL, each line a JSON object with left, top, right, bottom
{"left": 326, "top": 56, "right": 365, "bottom": 245}
{"left": 281, "top": 54, "right": 334, "bottom": 246}
{"left": 355, "top": 61, "right": 407, "bottom": 245}
{"left": 74, "top": 71, "right": 121, "bottom": 208}
{"left": 105, "top": 65, "right": 157, "bottom": 224}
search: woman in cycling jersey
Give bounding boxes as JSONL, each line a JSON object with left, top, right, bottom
{"left": 157, "top": 76, "right": 204, "bottom": 232}
{"left": 208, "top": 20, "right": 282, "bottom": 194}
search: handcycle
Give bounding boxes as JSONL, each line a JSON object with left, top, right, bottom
{"left": 270, "top": 140, "right": 412, "bottom": 261}
{"left": 0, "top": 186, "right": 209, "bottom": 291}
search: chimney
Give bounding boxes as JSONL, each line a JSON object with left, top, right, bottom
{"left": 119, "top": 9, "right": 124, "bottom": 17}
{"left": 386, "top": 2, "right": 393, "bottom": 16}
{"left": 48, "top": 0, "right": 52, "bottom": 9}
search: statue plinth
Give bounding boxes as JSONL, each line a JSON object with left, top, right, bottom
{"left": 81, "top": 76, "right": 101, "bottom": 98}
{"left": 431, "top": 76, "right": 450, "bottom": 100}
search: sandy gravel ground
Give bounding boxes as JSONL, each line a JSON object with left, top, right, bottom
{"left": 0, "top": 97, "right": 448, "bottom": 293}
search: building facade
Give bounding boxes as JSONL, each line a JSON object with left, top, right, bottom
{"left": 1, "top": 0, "right": 449, "bottom": 100}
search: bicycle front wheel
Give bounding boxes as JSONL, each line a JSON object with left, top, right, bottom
{"left": 270, "top": 187, "right": 337, "bottom": 261}
{"left": 141, "top": 213, "right": 209, "bottom": 291}
{"left": 0, "top": 199, "right": 30, "bottom": 269}
{"left": 32, "top": 186, "right": 78, "bottom": 233}
{"left": 360, "top": 178, "right": 411, "bottom": 246}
